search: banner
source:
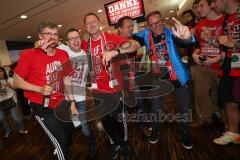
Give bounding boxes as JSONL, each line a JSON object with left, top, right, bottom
{"left": 104, "top": 0, "right": 145, "bottom": 26}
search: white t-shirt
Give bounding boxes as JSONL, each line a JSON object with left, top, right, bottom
{"left": 58, "top": 44, "right": 88, "bottom": 102}
{"left": 0, "top": 78, "right": 16, "bottom": 102}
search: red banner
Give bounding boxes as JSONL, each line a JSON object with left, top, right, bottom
{"left": 104, "top": 0, "right": 145, "bottom": 26}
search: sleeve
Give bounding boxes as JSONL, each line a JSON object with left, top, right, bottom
{"left": 14, "top": 50, "right": 31, "bottom": 79}
{"left": 61, "top": 52, "right": 74, "bottom": 77}
{"left": 81, "top": 40, "right": 88, "bottom": 52}
{"left": 108, "top": 33, "right": 129, "bottom": 48}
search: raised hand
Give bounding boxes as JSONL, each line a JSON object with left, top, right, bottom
{"left": 38, "top": 38, "right": 56, "bottom": 52}
{"left": 172, "top": 17, "right": 192, "bottom": 40}
{"left": 102, "top": 50, "right": 119, "bottom": 66}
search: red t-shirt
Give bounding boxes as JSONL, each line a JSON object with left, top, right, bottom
{"left": 195, "top": 16, "right": 225, "bottom": 69}
{"left": 14, "top": 48, "right": 73, "bottom": 109}
{"left": 220, "top": 7, "right": 240, "bottom": 77}
{"left": 82, "top": 32, "right": 128, "bottom": 93}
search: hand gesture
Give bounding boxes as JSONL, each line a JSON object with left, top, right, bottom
{"left": 38, "top": 38, "right": 56, "bottom": 52}
{"left": 40, "top": 85, "right": 52, "bottom": 96}
{"left": 172, "top": 17, "right": 192, "bottom": 40}
{"left": 70, "top": 102, "right": 78, "bottom": 115}
{"left": 102, "top": 51, "right": 118, "bottom": 66}
{"left": 192, "top": 52, "right": 205, "bottom": 65}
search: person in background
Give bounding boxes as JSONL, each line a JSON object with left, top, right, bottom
{"left": 9, "top": 62, "right": 32, "bottom": 119}
{"left": 212, "top": 0, "right": 240, "bottom": 145}
{"left": 191, "top": 0, "right": 225, "bottom": 128}
{"left": 117, "top": 16, "right": 151, "bottom": 138}
{"left": 13, "top": 21, "right": 78, "bottom": 160}
{"left": 0, "top": 67, "right": 28, "bottom": 138}
{"left": 58, "top": 28, "right": 97, "bottom": 157}
{"left": 192, "top": 0, "right": 201, "bottom": 23}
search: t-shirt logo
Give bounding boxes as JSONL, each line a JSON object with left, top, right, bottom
{"left": 46, "top": 60, "right": 62, "bottom": 91}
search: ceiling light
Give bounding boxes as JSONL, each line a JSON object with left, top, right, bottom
{"left": 27, "top": 36, "right": 31, "bottom": 39}
{"left": 165, "top": 17, "right": 169, "bottom": 20}
{"left": 170, "top": 10, "right": 174, "bottom": 13}
{"left": 79, "top": 29, "right": 82, "bottom": 32}
{"left": 98, "top": 9, "right": 103, "bottom": 13}
{"left": 20, "top": 15, "right": 27, "bottom": 19}
{"left": 58, "top": 24, "right": 62, "bottom": 28}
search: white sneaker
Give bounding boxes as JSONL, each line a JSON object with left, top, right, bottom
{"left": 213, "top": 131, "right": 240, "bottom": 145}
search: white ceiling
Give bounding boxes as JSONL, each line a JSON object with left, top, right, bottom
{"left": 0, "top": 0, "right": 181, "bottom": 42}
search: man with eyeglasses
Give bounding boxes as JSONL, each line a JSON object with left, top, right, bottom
{"left": 211, "top": 0, "right": 240, "bottom": 145}
{"left": 13, "top": 21, "right": 78, "bottom": 160}
{"left": 135, "top": 11, "right": 195, "bottom": 149}
{"left": 58, "top": 28, "right": 97, "bottom": 157}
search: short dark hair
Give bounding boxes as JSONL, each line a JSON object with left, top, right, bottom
{"left": 197, "top": 0, "right": 213, "bottom": 6}
{"left": 117, "top": 16, "right": 133, "bottom": 28}
{"left": 65, "top": 28, "right": 80, "bottom": 41}
{"left": 192, "top": 0, "right": 200, "bottom": 8}
{"left": 146, "top": 11, "right": 162, "bottom": 23}
{"left": 84, "top": 13, "right": 99, "bottom": 24}
{"left": 37, "top": 20, "right": 58, "bottom": 35}
{"left": 205, "top": 0, "right": 214, "bottom": 5}
{"left": 182, "top": 9, "right": 196, "bottom": 18}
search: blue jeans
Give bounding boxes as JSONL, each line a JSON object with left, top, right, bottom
{"left": 76, "top": 101, "right": 96, "bottom": 146}
{"left": 0, "top": 105, "right": 24, "bottom": 133}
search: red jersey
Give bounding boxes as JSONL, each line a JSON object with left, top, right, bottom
{"left": 222, "top": 6, "right": 240, "bottom": 77}
{"left": 14, "top": 48, "right": 73, "bottom": 109}
{"left": 82, "top": 32, "right": 128, "bottom": 93}
{"left": 195, "top": 16, "right": 225, "bottom": 69}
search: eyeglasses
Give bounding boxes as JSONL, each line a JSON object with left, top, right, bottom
{"left": 41, "top": 32, "right": 59, "bottom": 37}
{"left": 67, "top": 36, "right": 81, "bottom": 41}
{"left": 149, "top": 19, "right": 164, "bottom": 29}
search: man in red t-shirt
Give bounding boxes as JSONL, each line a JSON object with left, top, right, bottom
{"left": 82, "top": 13, "right": 139, "bottom": 160}
{"left": 13, "top": 21, "right": 78, "bottom": 160}
{"left": 212, "top": 0, "right": 240, "bottom": 145}
{"left": 191, "top": 0, "right": 224, "bottom": 128}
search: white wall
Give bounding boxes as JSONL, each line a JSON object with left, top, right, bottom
{"left": 0, "top": 40, "right": 11, "bottom": 66}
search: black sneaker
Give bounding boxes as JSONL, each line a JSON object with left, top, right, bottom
{"left": 181, "top": 132, "right": 193, "bottom": 150}
{"left": 110, "top": 144, "right": 120, "bottom": 160}
{"left": 149, "top": 132, "right": 158, "bottom": 144}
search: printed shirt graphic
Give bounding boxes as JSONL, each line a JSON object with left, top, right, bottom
{"left": 195, "top": 16, "right": 225, "bottom": 69}
{"left": 82, "top": 32, "right": 127, "bottom": 93}
{"left": 225, "top": 6, "right": 240, "bottom": 76}
{"left": 14, "top": 48, "right": 73, "bottom": 109}
{"left": 151, "top": 33, "right": 171, "bottom": 78}
{"left": 58, "top": 44, "right": 88, "bottom": 101}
